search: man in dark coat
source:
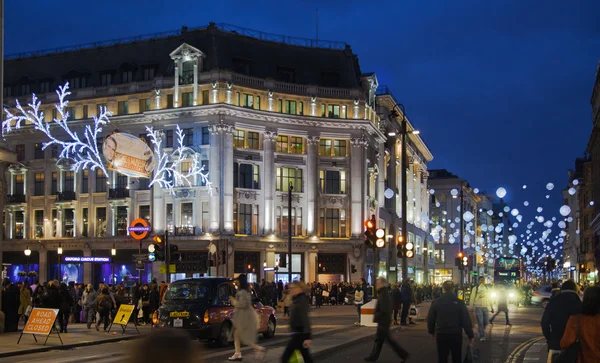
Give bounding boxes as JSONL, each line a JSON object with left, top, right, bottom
{"left": 541, "top": 280, "right": 582, "bottom": 359}
{"left": 427, "top": 280, "right": 474, "bottom": 363}
{"left": 400, "top": 280, "right": 414, "bottom": 326}
{"left": 2, "top": 279, "right": 21, "bottom": 332}
{"left": 41, "top": 281, "right": 63, "bottom": 310}
{"left": 364, "top": 277, "right": 409, "bottom": 362}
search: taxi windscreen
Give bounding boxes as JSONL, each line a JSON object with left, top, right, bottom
{"left": 165, "top": 282, "right": 210, "bottom": 302}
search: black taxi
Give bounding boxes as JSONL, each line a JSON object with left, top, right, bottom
{"left": 153, "top": 277, "right": 277, "bottom": 345}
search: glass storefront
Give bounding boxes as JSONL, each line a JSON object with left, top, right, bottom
{"left": 48, "top": 250, "right": 83, "bottom": 283}
{"left": 275, "top": 253, "right": 304, "bottom": 284}
{"left": 433, "top": 268, "right": 453, "bottom": 285}
{"left": 2, "top": 251, "right": 40, "bottom": 283}
{"left": 93, "top": 249, "right": 152, "bottom": 287}
{"left": 317, "top": 253, "right": 347, "bottom": 284}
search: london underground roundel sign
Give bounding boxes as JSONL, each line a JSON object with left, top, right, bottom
{"left": 128, "top": 218, "right": 151, "bottom": 240}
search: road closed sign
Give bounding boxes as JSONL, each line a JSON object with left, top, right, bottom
{"left": 23, "top": 308, "right": 59, "bottom": 335}
{"left": 113, "top": 304, "right": 135, "bottom": 326}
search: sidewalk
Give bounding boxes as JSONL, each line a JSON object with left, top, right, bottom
{"left": 0, "top": 323, "right": 150, "bottom": 358}
{"left": 523, "top": 338, "right": 549, "bottom": 362}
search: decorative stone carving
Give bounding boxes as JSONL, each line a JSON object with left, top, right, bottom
{"left": 350, "top": 137, "right": 368, "bottom": 148}
{"left": 280, "top": 193, "right": 301, "bottom": 204}
{"left": 236, "top": 190, "right": 258, "bottom": 201}
{"left": 263, "top": 130, "right": 278, "bottom": 142}
{"left": 174, "top": 188, "right": 196, "bottom": 199}
{"left": 307, "top": 136, "right": 320, "bottom": 145}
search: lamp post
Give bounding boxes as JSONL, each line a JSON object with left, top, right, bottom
{"left": 111, "top": 244, "right": 116, "bottom": 285}
{"left": 24, "top": 246, "right": 31, "bottom": 284}
{"left": 57, "top": 242, "right": 63, "bottom": 282}
{"left": 392, "top": 104, "right": 419, "bottom": 282}
{"left": 453, "top": 182, "right": 466, "bottom": 288}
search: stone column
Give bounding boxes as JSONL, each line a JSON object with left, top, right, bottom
{"left": 353, "top": 99, "right": 360, "bottom": 119}
{"left": 377, "top": 143, "right": 385, "bottom": 211}
{"left": 350, "top": 138, "right": 366, "bottom": 237}
{"left": 306, "top": 136, "right": 319, "bottom": 236}
{"left": 222, "top": 125, "right": 235, "bottom": 233}
{"left": 226, "top": 83, "right": 233, "bottom": 104}
{"left": 38, "top": 249, "right": 47, "bottom": 282}
{"left": 8, "top": 211, "right": 13, "bottom": 239}
{"left": 83, "top": 248, "right": 92, "bottom": 284}
{"left": 192, "top": 57, "right": 199, "bottom": 106}
{"left": 174, "top": 59, "right": 180, "bottom": 107}
{"left": 154, "top": 89, "right": 161, "bottom": 110}
{"left": 263, "top": 131, "right": 277, "bottom": 234}
{"left": 107, "top": 205, "right": 115, "bottom": 237}
{"left": 56, "top": 207, "right": 63, "bottom": 238}
{"left": 208, "top": 125, "right": 221, "bottom": 232}
{"left": 414, "top": 166, "right": 421, "bottom": 226}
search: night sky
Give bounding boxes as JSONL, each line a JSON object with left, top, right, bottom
{"left": 5, "top": 1, "right": 600, "bottom": 263}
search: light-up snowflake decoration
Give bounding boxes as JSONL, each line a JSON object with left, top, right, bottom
{"left": 146, "top": 124, "right": 211, "bottom": 194}
{"left": 2, "top": 83, "right": 211, "bottom": 196}
{"left": 2, "top": 83, "right": 110, "bottom": 176}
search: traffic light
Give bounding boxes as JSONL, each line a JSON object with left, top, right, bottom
{"left": 405, "top": 240, "right": 414, "bottom": 258}
{"left": 462, "top": 255, "right": 468, "bottom": 268}
{"left": 467, "top": 255, "right": 474, "bottom": 270}
{"left": 364, "top": 215, "right": 377, "bottom": 247}
{"left": 579, "top": 263, "right": 586, "bottom": 273}
{"left": 396, "top": 235, "right": 405, "bottom": 258}
{"left": 149, "top": 235, "right": 165, "bottom": 261}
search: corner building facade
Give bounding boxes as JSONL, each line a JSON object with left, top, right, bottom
{"left": 1, "top": 23, "right": 391, "bottom": 285}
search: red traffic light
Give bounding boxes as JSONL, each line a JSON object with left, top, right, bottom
{"left": 365, "top": 219, "right": 375, "bottom": 229}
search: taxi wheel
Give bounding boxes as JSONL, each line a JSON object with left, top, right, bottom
{"left": 263, "top": 316, "right": 276, "bottom": 338}
{"left": 216, "top": 321, "right": 232, "bottom": 347}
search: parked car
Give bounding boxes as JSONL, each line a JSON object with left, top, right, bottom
{"left": 153, "top": 277, "right": 277, "bottom": 346}
{"left": 531, "top": 285, "right": 552, "bottom": 307}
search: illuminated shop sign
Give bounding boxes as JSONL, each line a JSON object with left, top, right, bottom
{"left": 62, "top": 256, "right": 112, "bottom": 263}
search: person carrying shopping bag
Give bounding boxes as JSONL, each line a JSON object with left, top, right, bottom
{"left": 228, "top": 274, "right": 267, "bottom": 362}
{"left": 280, "top": 282, "right": 313, "bottom": 363}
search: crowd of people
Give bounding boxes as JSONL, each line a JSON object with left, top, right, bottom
{"left": 1, "top": 277, "right": 169, "bottom": 333}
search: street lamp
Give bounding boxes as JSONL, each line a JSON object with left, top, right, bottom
{"left": 391, "top": 104, "right": 420, "bottom": 283}
{"left": 24, "top": 247, "right": 31, "bottom": 283}
{"left": 57, "top": 242, "right": 63, "bottom": 282}
{"left": 453, "top": 182, "right": 467, "bottom": 288}
{"left": 111, "top": 244, "right": 117, "bottom": 284}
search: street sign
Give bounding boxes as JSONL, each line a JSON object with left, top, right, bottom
{"left": 169, "top": 264, "right": 176, "bottom": 273}
{"left": 112, "top": 304, "right": 135, "bottom": 326}
{"left": 22, "top": 308, "right": 59, "bottom": 335}
{"left": 132, "top": 254, "right": 148, "bottom": 262}
{"left": 128, "top": 219, "right": 151, "bottom": 240}
{"left": 135, "top": 261, "right": 145, "bottom": 271}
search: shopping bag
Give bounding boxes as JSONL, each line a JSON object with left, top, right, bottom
{"left": 409, "top": 304, "right": 420, "bottom": 318}
{"left": 24, "top": 305, "right": 32, "bottom": 317}
{"left": 463, "top": 344, "right": 480, "bottom": 363}
{"left": 288, "top": 350, "right": 305, "bottom": 363}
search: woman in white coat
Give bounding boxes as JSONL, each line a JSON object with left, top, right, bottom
{"left": 228, "top": 274, "right": 266, "bottom": 361}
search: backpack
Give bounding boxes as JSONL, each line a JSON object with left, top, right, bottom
{"left": 98, "top": 295, "right": 112, "bottom": 310}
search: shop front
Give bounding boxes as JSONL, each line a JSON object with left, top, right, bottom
{"left": 173, "top": 250, "right": 210, "bottom": 281}
{"left": 92, "top": 249, "right": 152, "bottom": 287}
{"left": 316, "top": 253, "right": 347, "bottom": 284}
{"left": 274, "top": 253, "right": 304, "bottom": 284}
{"left": 433, "top": 268, "right": 453, "bottom": 285}
{"left": 2, "top": 250, "right": 40, "bottom": 284}
{"left": 48, "top": 250, "right": 83, "bottom": 283}
{"left": 234, "top": 251, "right": 260, "bottom": 284}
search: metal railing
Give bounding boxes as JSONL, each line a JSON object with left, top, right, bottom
{"left": 7, "top": 194, "right": 26, "bottom": 203}
{"left": 57, "top": 191, "right": 77, "bottom": 202}
{"left": 108, "top": 188, "right": 130, "bottom": 199}
{"left": 169, "top": 226, "right": 196, "bottom": 237}
{"left": 6, "top": 22, "right": 347, "bottom": 60}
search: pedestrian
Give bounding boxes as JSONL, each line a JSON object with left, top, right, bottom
{"left": 58, "top": 282, "right": 74, "bottom": 333}
{"left": 228, "top": 274, "right": 266, "bottom": 361}
{"left": 489, "top": 285, "right": 511, "bottom": 326}
{"left": 550, "top": 282, "right": 561, "bottom": 298}
{"left": 315, "top": 283, "right": 323, "bottom": 309}
{"left": 400, "top": 279, "right": 413, "bottom": 326}
{"left": 41, "top": 281, "right": 63, "bottom": 311}
{"left": 469, "top": 276, "right": 493, "bottom": 342}
{"left": 1, "top": 278, "right": 20, "bottom": 332}
{"left": 96, "top": 287, "right": 113, "bottom": 332}
{"left": 18, "top": 281, "right": 32, "bottom": 325}
{"left": 280, "top": 282, "right": 313, "bottom": 363}
{"left": 541, "top": 279, "right": 582, "bottom": 362}
{"left": 392, "top": 284, "right": 402, "bottom": 325}
{"left": 141, "top": 284, "right": 150, "bottom": 324}
{"left": 560, "top": 286, "right": 600, "bottom": 362}
{"left": 354, "top": 284, "right": 365, "bottom": 326}
{"left": 148, "top": 284, "right": 160, "bottom": 327}
{"left": 83, "top": 284, "right": 98, "bottom": 329}
{"left": 282, "top": 285, "right": 292, "bottom": 317}
{"left": 427, "top": 280, "right": 475, "bottom": 363}
{"left": 363, "top": 277, "right": 410, "bottom": 362}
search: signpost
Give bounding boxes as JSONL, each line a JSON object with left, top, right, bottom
{"left": 18, "top": 308, "right": 62, "bottom": 345}
{"left": 128, "top": 219, "right": 151, "bottom": 240}
{"left": 107, "top": 304, "right": 139, "bottom": 335}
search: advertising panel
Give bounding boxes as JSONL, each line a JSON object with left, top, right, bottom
{"left": 103, "top": 132, "right": 156, "bottom": 178}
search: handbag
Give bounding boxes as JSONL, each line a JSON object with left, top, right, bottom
{"left": 463, "top": 344, "right": 480, "bottom": 363}
{"left": 24, "top": 305, "right": 33, "bottom": 317}
{"left": 409, "top": 304, "right": 420, "bottom": 317}
{"left": 554, "top": 316, "right": 580, "bottom": 363}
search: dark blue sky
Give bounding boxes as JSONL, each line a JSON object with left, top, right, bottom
{"left": 5, "top": 0, "right": 600, "bottom": 260}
